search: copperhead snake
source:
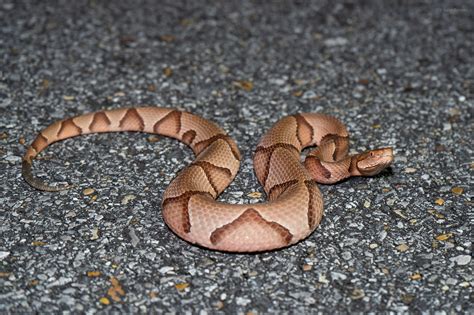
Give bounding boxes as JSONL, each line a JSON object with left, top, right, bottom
{"left": 22, "top": 107, "right": 393, "bottom": 252}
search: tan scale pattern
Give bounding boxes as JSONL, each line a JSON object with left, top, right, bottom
{"left": 89, "top": 112, "right": 112, "bottom": 132}
{"left": 304, "top": 180, "right": 323, "bottom": 229}
{"left": 305, "top": 156, "right": 332, "bottom": 180}
{"left": 267, "top": 179, "right": 299, "bottom": 201}
{"left": 194, "top": 134, "right": 241, "bottom": 161}
{"left": 209, "top": 209, "right": 293, "bottom": 251}
{"left": 181, "top": 130, "right": 196, "bottom": 145}
{"left": 153, "top": 110, "right": 181, "bottom": 135}
{"left": 31, "top": 133, "right": 48, "bottom": 154}
{"left": 163, "top": 164, "right": 217, "bottom": 199}
{"left": 194, "top": 138, "right": 240, "bottom": 177}
{"left": 119, "top": 108, "right": 145, "bottom": 131}
{"left": 192, "top": 161, "right": 233, "bottom": 195}
{"left": 180, "top": 113, "right": 226, "bottom": 150}
{"left": 58, "top": 118, "right": 82, "bottom": 138}
{"left": 294, "top": 114, "right": 314, "bottom": 147}
{"left": 22, "top": 106, "right": 393, "bottom": 252}
{"left": 257, "top": 116, "right": 301, "bottom": 150}
{"left": 253, "top": 143, "right": 299, "bottom": 187}
{"left": 263, "top": 147, "right": 310, "bottom": 193}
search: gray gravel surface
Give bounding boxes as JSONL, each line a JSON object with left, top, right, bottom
{"left": 1, "top": 0, "right": 473, "bottom": 313}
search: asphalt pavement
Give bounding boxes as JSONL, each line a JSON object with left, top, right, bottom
{"left": 0, "top": 0, "right": 472, "bottom": 313}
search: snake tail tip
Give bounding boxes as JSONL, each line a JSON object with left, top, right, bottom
{"left": 22, "top": 158, "right": 72, "bottom": 192}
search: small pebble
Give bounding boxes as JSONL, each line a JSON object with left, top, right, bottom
{"left": 232, "top": 80, "right": 253, "bottom": 92}
{"left": 90, "top": 227, "right": 100, "bottom": 240}
{"left": 0, "top": 251, "right": 10, "bottom": 260}
{"left": 87, "top": 271, "right": 101, "bottom": 277}
{"left": 446, "top": 278, "right": 457, "bottom": 285}
{"left": 302, "top": 90, "right": 317, "bottom": 99}
{"left": 396, "top": 244, "right": 409, "bottom": 252}
{"left": 99, "top": 297, "right": 110, "bottom": 305}
{"left": 323, "top": 37, "right": 348, "bottom": 46}
{"left": 341, "top": 251, "right": 352, "bottom": 260}
{"left": 330, "top": 272, "right": 347, "bottom": 280}
{"left": 435, "top": 233, "right": 453, "bottom": 241}
{"left": 247, "top": 192, "right": 262, "bottom": 198}
{"left": 121, "top": 194, "right": 136, "bottom": 205}
{"left": 159, "top": 266, "right": 174, "bottom": 274}
{"left": 450, "top": 255, "right": 471, "bottom": 266}
{"left": 318, "top": 274, "right": 329, "bottom": 284}
{"left": 401, "top": 294, "right": 415, "bottom": 304}
{"left": 235, "top": 297, "right": 251, "bottom": 306}
{"left": 351, "top": 289, "right": 365, "bottom": 300}
{"left": 163, "top": 67, "right": 173, "bottom": 77}
{"left": 175, "top": 283, "right": 189, "bottom": 292}
{"left": 147, "top": 135, "right": 160, "bottom": 143}
{"left": 410, "top": 273, "right": 422, "bottom": 280}
{"left": 83, "top": 188, "right": 95, "bottom": 196}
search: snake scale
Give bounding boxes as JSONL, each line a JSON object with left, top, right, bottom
{"left": 22, "top": 107, "right": 393, "bottom": 252}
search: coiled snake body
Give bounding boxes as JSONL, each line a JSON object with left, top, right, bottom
{"left": 22, "top": 107, "right": 393, "bottom": 252}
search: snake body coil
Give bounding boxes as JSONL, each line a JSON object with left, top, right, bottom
{"left": 23, "top": 107, "right": 393, "bottom": 252}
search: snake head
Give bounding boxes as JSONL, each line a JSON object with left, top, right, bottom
{"left": 355, "top": 147, "right": 394, "bottom": 176}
